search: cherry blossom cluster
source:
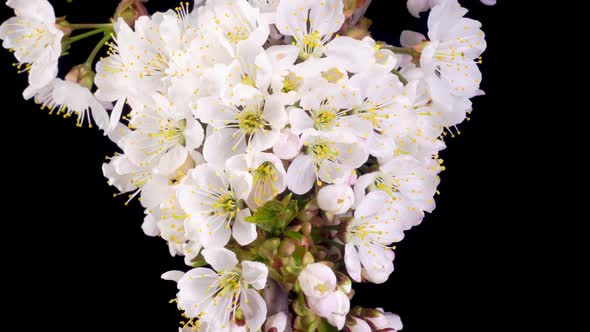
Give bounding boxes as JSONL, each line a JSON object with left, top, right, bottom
{"left": 1, "top": 0, "right": 491, "bottom": 331}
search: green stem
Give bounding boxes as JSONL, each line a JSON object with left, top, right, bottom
{"left": 382, "top": 45, "right": 420, "bottom": 57}
{"left": 85, "top": 32, "right": 114, "bottom": 67}
{"left": 391, "top": 68, "right": 409, "bottom": 85}
{"left": 69, "top": 23, "right": 113, "bottom": 30}
{"left": 66, "top": 28, "right": 106, "bottom": 45}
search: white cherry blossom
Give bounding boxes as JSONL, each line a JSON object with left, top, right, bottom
{"left": 286, "top": 130, "right": 368, "bottom": 195}
{"left": 226, "top": 152, "right": 287, "bottom": 208}
{"left": 344, "top": 191, "right": 422, "bottom": 283}
{"left": 164, "top": 248, "right": 268, "bottom": 332}
{"left": 177, "top": 163, "right": 256, "bottom": 247}
{"left": 0, "top": 0, "right": 63, "bottom": 91}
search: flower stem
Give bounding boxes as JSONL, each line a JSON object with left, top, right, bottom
{"left": 391, "top": 68, "right": 409, "bottom": 85}
{"left": 381, "top": 45, "right": 420, "bottom": 57}
{"left": 66, "top": 28, "right": 107, "bottom": 45}
{"left": 85, "top": 33, "right": 114, "bottom": 67}
{"left": 69, "top": 23, "right": 113, "bottom": 30}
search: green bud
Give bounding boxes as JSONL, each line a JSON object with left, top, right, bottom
{"left": 362, "top": 308, "right": 383, "bottom": 318}
{"left": 262, "top": 238, "right": 281, "bottom": 251}
{"left": 302, "top": 251, "right": 315, "bottom": 265}
{"left": 350, "top": 306, "right": 363, "bottom": 316}
{"left": 65, "top": 64, "right": 95, "bottom": 89}
{"left": 336, "top": 272, "right": 352, "bottom": 295}
{"left": 279, "top": 238, "right": 297, "bottom": 257}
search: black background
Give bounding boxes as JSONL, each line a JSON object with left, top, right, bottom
{"left": 0, "top": 1, "right": 505, "bottom": 331}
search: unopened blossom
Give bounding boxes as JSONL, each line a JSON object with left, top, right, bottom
{"left": 287, "top": 130, "right": 368, "bottom": 195}
{"left": 177, "top": 163, "right": 256, "bottom": 247}
{"left": 164, "top": 248, "right": 268, "bottom": 331}
{"left": 298, "top": 263, "right": 337, "bottom": 298}
{"left": 263, "top": 312, "right": 287, "bottom": 332}
{"left": 317, "top": 184, "right": 355, "bottom": 215}
{"left": 0, "top": 0, "right": 63, "bottom": 91}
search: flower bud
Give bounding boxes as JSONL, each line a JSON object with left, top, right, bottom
{"left": 264, "top": 312, "right": 288, "bottom": 332}
{"left": 278, "top": 238, "right": 297, "bottom": 257}
{"left": 298, "top": 263, "right": 336, "bottom": 298}
{"left": 336, "top": 272, "right": 352, "bottom": 295}
{"left": 345, "top": 316, "right": 372, "bottom": 332}
{"left": 65, "top": 64, "right": 95, "bottom": 90}
{"left": 317, "top": 184, "right": 355, "bottom": 215}
{"left": 297, "top": 200, "right": 319, "bottom": 222}
{"left": 114, "top": 0, "right": 149, "bottom": 29}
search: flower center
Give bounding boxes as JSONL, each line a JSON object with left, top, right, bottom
{"left": 150, "top": 119, "right": 187, "bottom": 146}
{"left": 314, "top": 109, "right": 338, "bottom": 130}
{"left": 373, "top": 174, "right": 400, "bottom": 199}
{"left": 213, "top": 193, "right": 238, "bottom": 218}
{"left": 282, "top": 72, "right": 303, "bottom": 93}
{"left": 309, "top": 142, "right": 338, "bottom": 165}
{"left": 252, "top": 161, "right": 279, "bottom": 205}
{"left": 237, "top": 109, "right": 264, "bottom": 135}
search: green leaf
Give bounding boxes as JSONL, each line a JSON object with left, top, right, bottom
{"left": 191, "top": 259, "right": 208, "bottom": 268}
{"left": 318, "top": 319, "right": 339, "bottom": 332}
{"left": 284, "top": 230, "right": 303, "bottom": 241}
{"left": 245, "top": 194, "right": 298, "bottom": 236}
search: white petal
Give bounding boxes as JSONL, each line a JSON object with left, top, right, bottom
{"left": 241, "top": 288, "right": 267, "bottom": 332}
{"left": 232, "top": 209, "right": 257, "bottom": 246}
{"left": 273, "top": 128, "right": 302, "bottom": 160}
{"left": 298, "top": 263, "right": 337, "bottom": 298}
{"left": 157, "top": 146, "right": 189, "bottom": 176}
{"left": 288, "top": 107, "right": 314, "bottom": 134}
{"left": 202, "top": 247, "right": 238, "bottom": 272}
{"left": 142, "top": 214, "right": 160, "bottom": 237}
{"left": 400, "top": 30, "right": 426, "bottom": 48}
{"left": 161, "top": 270, "right": 185, "bottom": 282}
{"left": 286, "top": 154, "right": 316, "bottom": 195}
{"left": 344, "top": 243, "right": 362, "bottom": 282}
{"left": 242, "top": 261, "right": 269, "bottom": 290}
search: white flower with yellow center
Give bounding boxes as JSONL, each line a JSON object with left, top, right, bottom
{"left": 95, "top": 8, "right": 207, "bottom": 132}
{"left": 421, "top": 0, "right": 486, "bottom": 99}
{"left": 354, "top": 156, "right": 440, "bottom": 213}
{"left": 196, "top": 86, "right": 287, "bottom": 166}
{"left": 196, "top": 0, "right": 269, "bottom": 53}
{"left": 226, "top": 152, "right": 287, "bottom": 208}
{"left": 275, "top": 0, "right": 344, "bottom": 60}
{"left": 0, "top": 0, "right": 63, "bottom": 92}
{"left": 26, "top": 78, "right": 109, "bottom": 131}
{"left": 344, "top": 191, "right": 422, "bottom": 284}
{"left": 286, "top": 130, "right": 368, "bottom": 195}
{"left": 289, "top": 82, "right": 374, "bottom": 140}
{"left": 102, "top": 146, "right": 201, "bottom": 209}
{"left": 177, "top": 163, "right": 256, "bottom": 247}
{"left": 119, "top": 93, "right": 204, "bottom": 176}
{"left": 346, "top": 68, "right": 420, "bottom": 158}
{"left": 164, "top": 248, "right": 268, "bottom": 332}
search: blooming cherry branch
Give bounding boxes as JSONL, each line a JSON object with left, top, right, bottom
{"left": 0, "top": 0, "right": 493, "bottom": 330}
